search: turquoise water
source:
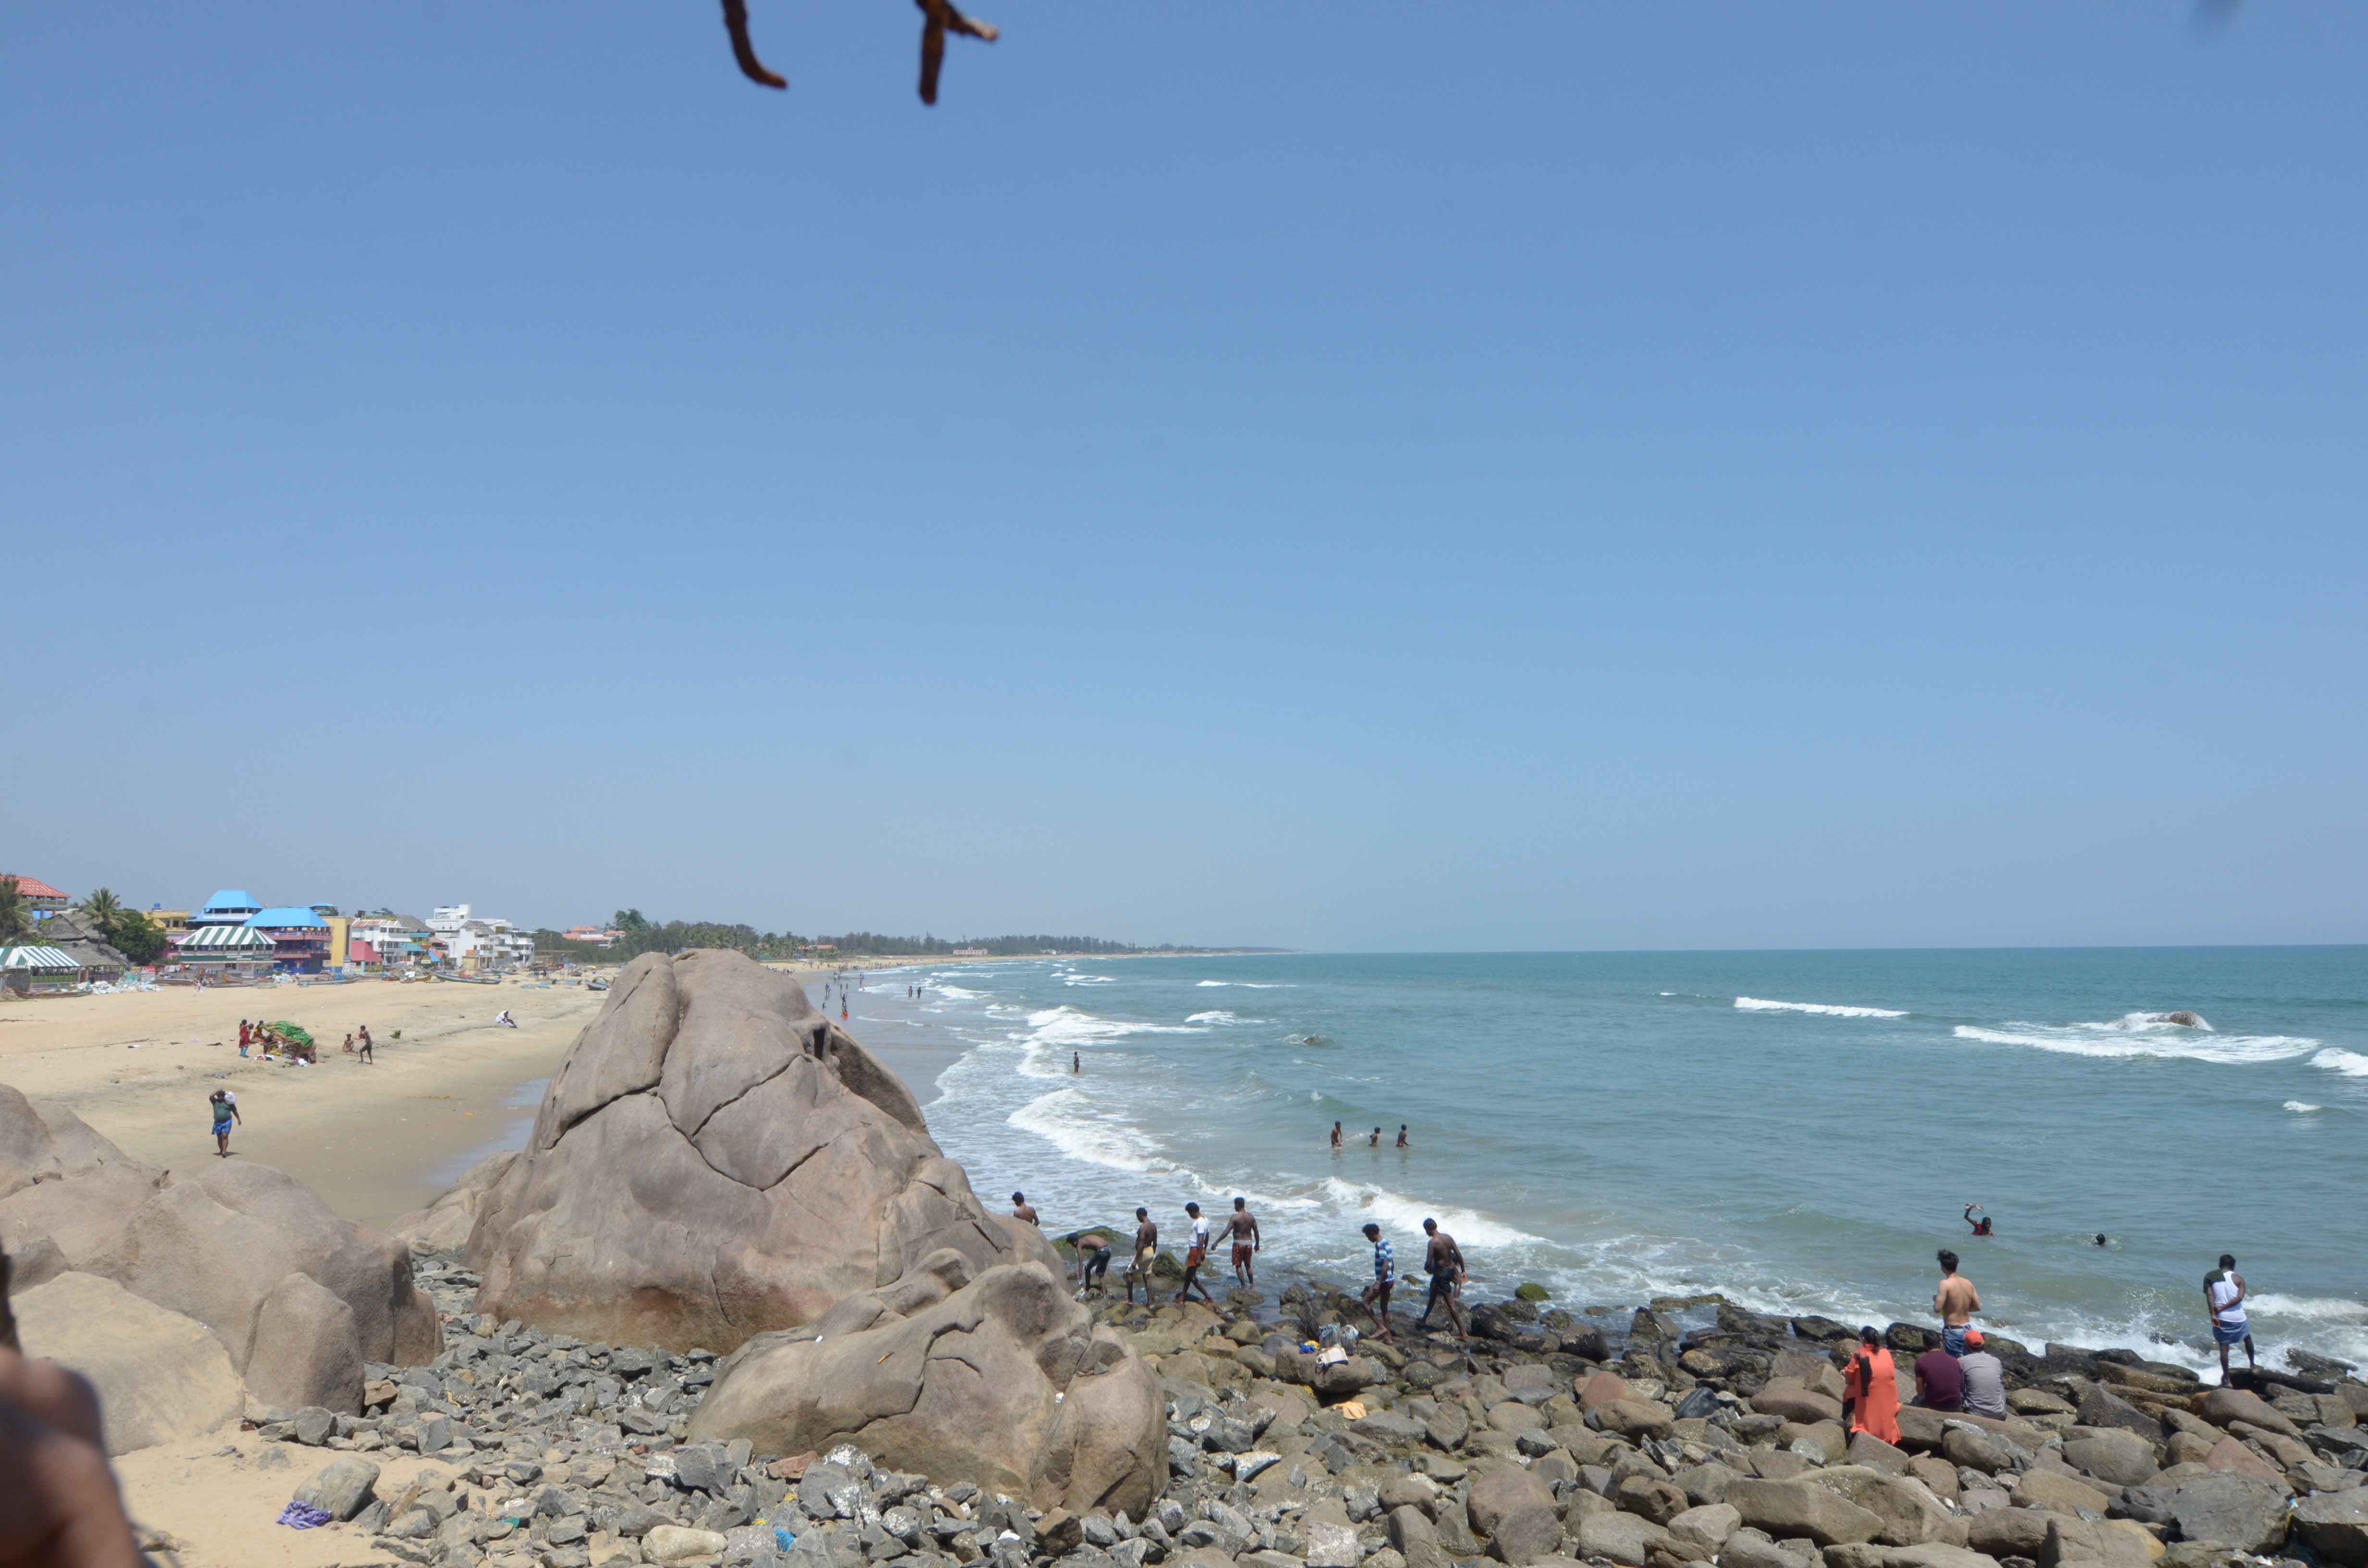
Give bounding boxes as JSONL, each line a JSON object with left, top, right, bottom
{"left": 839, "top": 947, "right": 2368, "bottom": 1371}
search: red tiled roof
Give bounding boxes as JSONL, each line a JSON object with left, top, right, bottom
{"left": 1, "top": 874, "right": 67, "bottom": 900}
{"left": 350, "top": 940, "right": 381, "bottom": 962}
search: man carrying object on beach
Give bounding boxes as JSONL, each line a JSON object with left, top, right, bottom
{"left": 1360, "top": 1222, "right": 1397, "bottom": 1343}
{"left": 1175, "top": 1202, "right": 1214, "bottom": 1304}
{"left": 209, "top": 1089, "right": 240, "bottom": 1158}
{"left": 2205, "top": 1253, "right": 2255, "bottom": 1382}
{"left": 1074, "top": 1230, "right": 1111, "bottom": 1298}
{"left": 1011, "top": 1191, "right": 1039, "bottom": 1226}
{"left": 1413, "top": 1217, "right": 1468, "bottom": 1339}
{"left": 1124, "top": 1208, "right": 1157, "bottom": 1305}
{"left": 358, "top": 1026, "right": 373, "bottom": 1063}
{"left": 1934, "top": 1248, "right": 1979, "bottom": 1356}
{"left": 1222, "top": 1197, "right": 1260, "bottom": 1286}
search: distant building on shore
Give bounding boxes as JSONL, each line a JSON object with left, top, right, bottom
{"left": 190, "top": 890, "right": 264, "bottom": 928}
{"left": 145, "top": 906, "right": 190, "bottom": 937}
{"left": 246, "top": 907, "right": 332, "bottom": 973}
{"left": 953, "top": 946, "right": 987, "bottom": 956}
{"left": 428, "top": 905, "right": 535, "bottom": 972}
{"left": 15, "top": 912, "right": 127, "bottom": 981}
{"left": 350, "top": 914, "right": 432, "bottom": 970}
{"left": 167, "top": 922, "right": 277, "bottom": 976}
{"left": 562, "top": 926, "right": 621, "bottom": 947}
{"left": 0, "top": 875, "right": 69, "bottom": 915}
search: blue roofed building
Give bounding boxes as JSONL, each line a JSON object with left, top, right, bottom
{"left": 245, "top": 906, "right": 331, "bottom": 972}
{"left": 191, "top": 890, "right": 265, "bottom": 928}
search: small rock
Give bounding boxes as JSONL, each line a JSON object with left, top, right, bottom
{"left": 645, "top": 1523, "right": 732, "bottom": 1563}
{"left": 291, "top": 1456, "right": 382, "bottom": 1521}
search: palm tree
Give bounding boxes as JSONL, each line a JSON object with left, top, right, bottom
{"left": 0, "top": 878, "right": 25, "bottom": 943}
{"left": 76, "top": 887, "right": 124, "bottom": 940}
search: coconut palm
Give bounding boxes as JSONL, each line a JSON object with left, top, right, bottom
{"left": 0, "top": 877, "right": 25, "bottom": 943}
{"left": 76, "top": 887, "right": 124, "bottom": 940}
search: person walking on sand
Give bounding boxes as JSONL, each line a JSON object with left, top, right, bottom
{"left": 1175, "top": 1202, "right": 1215, "bottom": 1304}
{"left": 1124, "top": 1208, "right": 1158, "bottom": 1305}
{"left": 1222, "top": 1197, "right": 1260, "bottom": 1286}
{"left": 358, "top": 1026, "right": 373, "bottom": 1063}
{"left": 1957, "top": 1330, "right": 2008, "bottom": 1418}
{"left": 1360, "top": 1222, "right": 1397, "bottom": 1342}
{"left": 238, "top": 1019, "right": 251, "bottom": 1053}
{"left": 1414, "top": 1217, "right": 1468, "bottom": 1338}
{"left": 1330, "top": 1122, "right": 1343, "bottom": 1148}
{"left": 209, "top": 1088, "right": 241, "bottom": 1157}
{"left": 1844, "top": 1325, "right": 1902, "bottom": 1444}
{"left": 1934, "top": 1249, "right": 1980, "bottom": 1356}
{"left": 2206, "top": 1253, "right": 2256, "bottom": 1382}
{"left": 1011, "top": 1191, "right": 1039, "bottom": 1226}
{"left": 1075, "top": 1228, "right": 1112, "bottom": 1298}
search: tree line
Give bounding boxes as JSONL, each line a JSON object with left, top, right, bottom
{"left": 518, "top": 910, "right": 1236, "bottom": 963}
{"left": 0, "top": 881, "right": 169, "bottom": 965}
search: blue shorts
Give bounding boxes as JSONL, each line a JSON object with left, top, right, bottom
{"left": 212, "top": 1119, "right": 233, "bottom": 1137}
{"left": 2213, "top": 1320, "right": 2250, "bottom": 1347}
{"left": 1942, "top": 1325, "right": 1969, "bottom": 1358}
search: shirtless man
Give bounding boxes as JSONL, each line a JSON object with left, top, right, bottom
{"left": 1175, "top": 1202, "right": 1215, "bottom": 1305}
{"left": 1124, "top": 1208, "right": 1157, "bottom": 1304}
{"left": 1396, "top": 1125, "right": 1409, "bottom": 1148}
{"left": 1368, "top": 1127, "right": 1381, "bottom": 1147}
{"left": 1330, "top": 1122, "right": 1343, "bottom": 1149}
{"left": 1934, "top": 1249, "right": 1980, "bottom": 1357}
{"left": 1413, "top": 1217, "right": 1468, "bottom": 1338}
{"left": 1011, "top": 1191, "right": 1039, "bottom": 1226}
{"left": 1073, "top": 1229, "right": 1112, "bottom": 1298}
{"left": 1221, "top": 1197, "right": 1260, "bottom": 1286}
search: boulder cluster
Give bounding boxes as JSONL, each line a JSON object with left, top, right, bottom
{"left": 243, "top": 1263, "right": 2368, "bottom": 1568}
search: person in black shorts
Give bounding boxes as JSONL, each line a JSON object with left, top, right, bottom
{"left": 1074, "top": 1230, "right": 1112, "bottom": 1298}
{"left": 1414, "top": 1216, "right": 1468, "bottom": 1338}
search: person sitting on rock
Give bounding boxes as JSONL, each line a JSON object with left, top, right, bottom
{"left": 1912, "top": 1337, "right": 1963, "bottom": 1411}
{"left": 1843, "top": 1324, "right": 1901, "bottom": 1444}
{"left": 1957, "top": 1329, "right": 2008, "bottom": 1419}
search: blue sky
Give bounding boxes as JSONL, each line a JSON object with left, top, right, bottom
{"left": 3, "top": 3, "right": 2361, "bottom": 950}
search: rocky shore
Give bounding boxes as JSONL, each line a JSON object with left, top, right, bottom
{"left": 11, "top": 949, "right": 2367, "bottom": 1568}
{"left": 229, "top": 1247, "right": 2368, "bottom": 1568}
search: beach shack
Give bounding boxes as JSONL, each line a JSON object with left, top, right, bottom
{"left": 190, "top": 889, "right": 266, "bottom": 929}
{"left": 167, "top": 922, "right": 278, "bottom": 979}
{"left": 0, "top": 945, "right": 83, "bottom": 994}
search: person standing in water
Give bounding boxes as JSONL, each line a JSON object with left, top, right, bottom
{"left": 1175, "top": 1202, "right": 1214, "bottom": 1304}
{"left": 2206, "top": 1254, "right": 2256, "bottom": 1382}
{"left": 1222, "top": 1197, "right": 1260, "bottom": 1286}
{"left": 1368, "top": 1127, "right": 1381, "bottom": 1147}
{"left": 1963, "top": 1203, "right": 1994, "bottom": 1236}
{"left": 1330, "top": 1122, "right": 1343, "bottom": 1148}
{"left": 1934, "top": 1249, "right": 1980, "bottom": 1356}
{"left": 1396, "top": 1125, "right": 1409, "bottom": 1147}
{"left": 1072, "top": 1052, "right": 1080, "bottom": 1075}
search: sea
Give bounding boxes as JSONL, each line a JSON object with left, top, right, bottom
{"left": 830, "top": 947, "right": 2368, "bottom": 1375}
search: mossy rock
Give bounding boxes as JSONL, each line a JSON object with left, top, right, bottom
{"left": 1515, "top": 1282, "right": 1551, "bottom": 1303}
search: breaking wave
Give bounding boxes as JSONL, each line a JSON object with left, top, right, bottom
{"left": 1735, "top": 997, "right": 1907, "bottom": 1019}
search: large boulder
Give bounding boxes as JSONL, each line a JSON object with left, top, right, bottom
{"left": 1727, "top": 1478, "right": 1885, "bottom": 1547}
{"left": 12, "top": 1271, "right": 242, "bottom": 1454}
{"left": 2060, "top": 1430, "right": 2159, "bottom": 1487}
{"left": 2195, "top": 1386, "right": 2300, "bottom": 1438}
{"left": 82, "top": 1159, "right": 439, "bottom": 1411}
{"left": 1806, "top": 1466, "right": 1953, "bottom": 1546}
{"left": 686, "top": 1258, "right": 1163, "bottom": 1518}
{"left": 468, "top": 950, "right": 1061, "bottom": 1351}
{"left": 0, "top": 1084, "right": 438, "bottom": 1412}
{"left": 2291, "top": 1489, "right": 2368, "bottom": 1568}
{"left": 390, "top": 1149, "right": 517, "bottom": 1252}
{"left": 2161, "top": 1472, "right": 2288, "bottom": 1555}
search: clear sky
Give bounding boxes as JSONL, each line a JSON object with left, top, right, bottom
{"left": 3, "top": 3, "right": 2361, "bottom": 951}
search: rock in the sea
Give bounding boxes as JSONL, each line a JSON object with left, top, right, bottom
{"left": 10, "top": 1271, "right": 242, "bottom": 1454}
{"left": 468, "top": 950, "right": 1062, "bottom": 1351}
{"left": 82, "top": 1160, "right": 439, "bottom": 1411}
{"left": 688, "top": 1258, "right": 1163, "bottom": 1517}
{"left": 389, "top": 1149, "right": 516, "bottom": 1251}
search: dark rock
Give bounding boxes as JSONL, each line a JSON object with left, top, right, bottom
{"left": 2164, "top": 1472, "right": 2288, "bottom": 1554}
{"left": 2075, "top": 1387, "right": 2163, "bottom": 1443}
{"left": 2291, "top": 1488, "right": 2368, "bottom": 1568}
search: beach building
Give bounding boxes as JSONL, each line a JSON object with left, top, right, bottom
{"left": 168, "top": 923, "right": 278, "bottom": 978}
{"left": 245, "top": 906, "right": 332, "bottom": 973}
{"left": 0, "top": 875, "right": 69, "bottom": 915}
{"left": 190, "top": 890, "right": 265, "bottom": 928}
{"left": 25, "top": 912, "right": 129, "bottom": 981}
{"left": 0, "top": 945, "right": 83, "bottom": 994}
{"left": 562, "top": 926, "right": 620, "bottom": 947}
{"left": 428, "top": 905, "right": 535, "bottom": 972}
{"left": 145, "top": 906, "right": 190, "bottom": 937}
{"left": 350, "top": 914, "right": 431, "bottom": 970}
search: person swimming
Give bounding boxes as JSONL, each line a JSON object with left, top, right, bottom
{"left": 1964, "top": 1203, "right": 1994, "bottom": 1236}
{"left": 2094, "top": 1233, "right": 2109, "bottom": 1247}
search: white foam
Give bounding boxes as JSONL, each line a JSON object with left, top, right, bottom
{"left": 1021, "top": 1005, "right": 1208, "bottom": 1043}
{"left": 1735, "top": 997, "right": 1908, "bottom": 1019}
{"left": 2243, "top": 1293, "right": 2368, "bottom": 1322}
{"left": 1196, "top": 980, "right": 1229, "bottom": 987}
{"left": 2312, "top": 1048, "right": 2368, "bottom": 1077}
{"left": 1953, "top": 1023, "right": 2319, "bottom": 1065}
{"left": 1063, "top": 975, "right": 1116, "bottom": 986}
{"left": 1185, "top": 1010, "right": 1236, "bottom": 1024}
{"left": 931, "top": 984, "right": 985, "bottom": 999}
{"left": 1008, "top": 1089, "right": 1173, "bottom": 1174}
{"left": 2285, "top": 1101, "right": 2325, "bottom": 1114}
{"left": 1316, "top": 1177, "right": 1543, "bottom": 1248}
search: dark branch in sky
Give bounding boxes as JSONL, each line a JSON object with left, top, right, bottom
{"left": 718, "top": 0, "right": 998, "bottom": 103}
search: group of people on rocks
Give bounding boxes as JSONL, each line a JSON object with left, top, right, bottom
{"left": 1009, "top": 1191, "right": 1478, "bottom": 1342}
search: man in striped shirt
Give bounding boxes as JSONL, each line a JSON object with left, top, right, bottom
{"left": 1360, "top": 1223, "right": 1397, "bottom": 1343}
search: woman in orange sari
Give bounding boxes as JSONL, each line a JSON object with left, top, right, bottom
{"left": 1844, "top": 1324, "right": 1901, "bottom": 1445}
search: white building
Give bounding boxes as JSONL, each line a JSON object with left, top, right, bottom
{"left": 427, "top": 905, "right": 535, "bottom": 971}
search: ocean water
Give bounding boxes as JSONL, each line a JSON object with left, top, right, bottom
{"left": 835, "top": 948, "right": 2368, "bottom": 1374}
